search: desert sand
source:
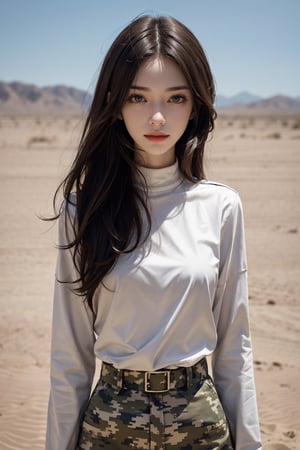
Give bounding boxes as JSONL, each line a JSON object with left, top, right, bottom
{"left": 0, "top": 115, "right": 299, "bottom": 449}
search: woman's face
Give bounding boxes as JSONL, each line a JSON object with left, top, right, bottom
{"left": 121, "top": 56, "right": 193, "bottom": 168}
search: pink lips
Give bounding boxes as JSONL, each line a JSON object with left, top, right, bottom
{"left": 144, "top": 133, "right": 169, "bottom": 142}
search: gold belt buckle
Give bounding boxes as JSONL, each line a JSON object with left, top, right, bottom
{"left": 144, "top": 370, "right": 171, "bottom": 393}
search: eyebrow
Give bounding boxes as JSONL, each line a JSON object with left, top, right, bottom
{"left": 130, "top": 85, "right": 190, "bottom": 92}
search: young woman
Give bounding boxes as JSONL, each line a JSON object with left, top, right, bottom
{"left": 46, "top": 15, "right": 262, "bottom": 450}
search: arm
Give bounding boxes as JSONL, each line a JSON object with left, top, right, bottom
{"left": 46, "top": 200, "right": 96, "bottom": 450}
{"left": 212, "top": 193, "right": 262, "bottom": 450}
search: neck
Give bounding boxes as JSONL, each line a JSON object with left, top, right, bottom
{"left": 134, "top": 149, "right": 176, "bottom": 169}
{"left": 136, "top": 160, "right": 183, "bottom": 195}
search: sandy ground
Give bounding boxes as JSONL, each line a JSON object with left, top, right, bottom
{"left": 0, "top": 115, "right": 299, "bottom": 449}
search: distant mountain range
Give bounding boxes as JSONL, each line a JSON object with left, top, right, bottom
{"left": 216, "top": 91, "right": 300, "bottom": 115}
{"left": 216, "top": 92, "right": 263, "bottom": 108}
{"left": 0, "top": 81, "right": 300, "bottom": 116}
{"left": 0, "top": 81, "right": 92, "bottom": 116}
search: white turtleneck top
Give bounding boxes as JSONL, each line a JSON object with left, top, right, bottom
{"left": 46, "top": 161, "right": 262, "bottom": 450}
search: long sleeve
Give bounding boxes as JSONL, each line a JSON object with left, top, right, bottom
{"left": 46, "top": 200, "right": 96, "bottom": 450}
{"left": 212, "top": 193, "right": 262, "bottom": 450}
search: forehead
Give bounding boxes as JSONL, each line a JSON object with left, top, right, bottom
{"left": 133, "top": 55, "right": 188, "bottom": 87}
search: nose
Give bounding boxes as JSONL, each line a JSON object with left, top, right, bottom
{"left": 149, "top": 111, "right": 166, "bottom": 127}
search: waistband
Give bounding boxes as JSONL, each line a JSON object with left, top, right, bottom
{"left": 101, "top": 358, "right": 209, "bottom": 393}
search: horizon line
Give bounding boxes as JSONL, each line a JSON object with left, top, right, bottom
{"left": 0, "top": 79, "right": 299, "bottom": 99}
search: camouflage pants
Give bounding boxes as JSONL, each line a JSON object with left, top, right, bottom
{"left": 77, "top": 359, "right": 233, "bottom": 449}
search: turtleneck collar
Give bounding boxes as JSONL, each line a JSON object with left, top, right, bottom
{"left": 136, "top": 160, "right": 183, "bottom": 195}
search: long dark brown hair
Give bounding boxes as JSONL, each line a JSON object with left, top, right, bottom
{"left": 52, "top": 15, "right": 216, "bottom": 308}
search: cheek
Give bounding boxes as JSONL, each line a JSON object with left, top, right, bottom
{"left": 122, "top": 115, "right": 142, "bottom": 143}
{"left": 171, "top": 104, "right": 192, "bottom": 119}
{"left": 173, "top": 109, "right": 193, "bottom": 130}
{"left": 121, "top": 112, "right": 133, "bottom": 131}
{"left": 122, "top": 108, "right": 141, "bottom": 129}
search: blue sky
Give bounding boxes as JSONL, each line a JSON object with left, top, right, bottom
{"left": 1, "top": 0, "right": 299, "bottom": 98}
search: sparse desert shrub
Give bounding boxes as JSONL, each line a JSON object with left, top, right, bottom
{"left": 292, "top": 119, "right": 300, "bottom": 129}
{"left": 266, "top": 132, "right": 281, "bottom": 139}
{"left": 27, "top": 135, "right": 56, "bottom": 147}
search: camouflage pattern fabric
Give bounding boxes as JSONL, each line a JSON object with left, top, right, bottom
{"left": 77, "top": 359, "right": 233, "bottom": 449}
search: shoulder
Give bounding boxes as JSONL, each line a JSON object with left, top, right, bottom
{"left": 200, "top": 180, "right": 239, "bottom": 196}
{"left": 186, "top": 179, "right": 243, "bottom": 225}
{"left": 190, "top": 179, "right": 241, "bottom": 206}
